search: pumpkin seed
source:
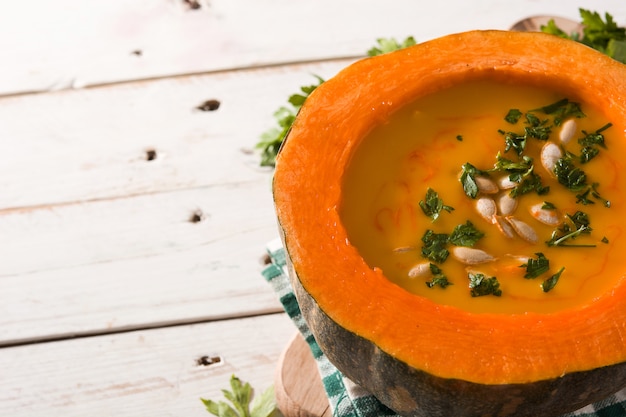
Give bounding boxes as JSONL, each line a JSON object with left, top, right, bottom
{"left": 496, "top": 193, "right": 518, "bottom": 216}
{"left": 506, "top": 216, "right": 539, "bottom": 243}
{"left": 451, "top": 246, "right": 496, "bottom": 265}
{"left": 408, "top": 262, "right": 431, "bottom": 278}
{"left": 493, "top": 215, "right": 516, "bottom": 239}
{"left": 529, "top": 203, "right": 562, "bottom": 226}
{"left": 475, "top": 176, "right": 499, "bottom": 194}
{"left": 476, "top": 197, "right": 497, "bottom": 223}
{"left": 540, "top": 142, "right": 563, "bottom": 175}
{"left": 497, "top": 175, "right": 517, "bottom": 190}
{"left": 559, "top": 119, "right": 577, "bottom": 145}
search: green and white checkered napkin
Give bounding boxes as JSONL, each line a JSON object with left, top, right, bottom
{"left": 261, "top": 238, "right": 626, "bottom": 417}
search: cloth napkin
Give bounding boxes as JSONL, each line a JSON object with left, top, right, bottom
{"left": 261, "top": 238, "right": 626, "bottom": 417}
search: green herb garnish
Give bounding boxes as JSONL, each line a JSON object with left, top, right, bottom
{"left": 534, "top": 98, "right": 585, "bottom": 125}
{"left": 419, "top": 188, "right": 454, "bottom": 221}
{"left": 505, "top": 109, "right": 523, "bottom": 124}
{"left": 449, "top": 221, "right": 484, "bottom": 247}
{"left": 522, "top": 253, "right": 550, "bottom": 279}
{"left": 554, "top": 153, "right": 588, "bottom": 192}
{"left": 201, "top": 375, "right": 279, "bottom": 417}
{"left": 468, "top": 273, "right": 502, "bottom": 297}
{"left": 541, "top": 8, "right": 626, "bottom": 64}
{"left": 258, "top": 37, "right": 419, "bottom": 166}
{"left": 492, "top": 154, "right": 549, "bottom": 197}
{"left": 421, "top": 230, "right": 450, "bottom": 263}
{"left": 541, "top": 267, "right": 565, "bottom": 292}
{"left": 426, "top": 263, "right": 452, "bottom": 289}
{"left": 460, "top": 162, "right": 487, "bottom": 199}
{"left": 546, "top": 211, "right": 595, "bottom": 247}
{"left": 524, "top": 113, "right": 551, "bottom": 140}
{"left": 367, "top": 36, "right": 417, "bottom": 56}
{"left": 256, "top": 76, "right": 324, "bottom": 167}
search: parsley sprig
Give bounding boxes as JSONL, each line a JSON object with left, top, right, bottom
{"left": 257, "top": 36, "right": 417, "bottom": 167}
{"left": 368, "top": 36, "right": 417, "bottom": 56}
{"left": 256, "top": 76, "right": 324, "bottom": 167}
{"left": 201, "top": 375, "right": 280, "bottom": 417}
{"left": 546, "top": 211, "right": 595, "bottom": 247}
{"left": 541, "top": 8, "right": 626, "bottom": 64}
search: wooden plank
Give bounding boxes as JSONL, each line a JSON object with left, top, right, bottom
{"left": 0, "top": 60, "right": 352, "bottom": 209}
{"left": 0, "top": 313, "right": 298, "bottom": 417}
{"left": 0, "top": 182, "right": 284, "bottom": 345}
{"left": 1, "top": 0, "right": 624, "bottom": 95}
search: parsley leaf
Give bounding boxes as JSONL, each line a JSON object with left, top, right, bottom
{"left": 421, "top": 230, "right": 450, "bottom": 263}
{"left": 468, "top": 273, "right": 502, "bottom": 297}
{"left": 504, "top": 109, "right": 522, "bottom": 124}
{"left": 541, "top": 8, "right": 626, "bottom": 64}
{"left": 554, "top": 153, "right": 588, "bottom": 192}
{"left": 367, "top": 36, "right": 417, "bottom": 56}
{"left": 541, "top": 267, "right": 565, "bottom": 292}
{"left": 534, "top": 98, "right": 585, "bottom": 125}
{"left": 419, "top": 188, "right": 454, "bottom": 221}
{"left": 426, "top": 263, "right": 453, "bottom": 289}
{"left": 524, "top": 113, "right": 551, "bottom": 140}
{"left": 201, "top": 375, "right": 279, "bottom": 417}
{"left": 449, "top": 221, "right": 484, "bottom": 247}
{"left": 546, "top": 211, "right": 595, "bottom": 247}
{"left": 521, "top": 253, "right": 550, "bottom": 278}
{"left": 256, "top": 76, "right": 324, "bottom": 167}
{"left": 578, "top": 123, "right": 611, "bottom": 163}
{"left": 460, "top": 162, "right": 487, "bottom": 199}
{"left": 492, "top": 154, "right": 549, "bottom": 197}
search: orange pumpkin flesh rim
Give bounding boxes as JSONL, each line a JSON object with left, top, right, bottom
{"left": 274, "top": 31, "right": 626, "bottom": 387}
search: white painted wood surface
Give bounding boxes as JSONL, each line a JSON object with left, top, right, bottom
{"left": 0, "top": 0, "right": 624, "bottom": 415}
{"left": 0, "top": 313, "right": 296, "bottom": 417}
{"left": 2, "top": 0, "right": 624, "bottom": 96}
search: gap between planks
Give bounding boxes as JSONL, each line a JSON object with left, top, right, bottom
{"left": 0, "top": 308, "right": 285, "bottom": 349}
{"left": 0, "top": 54, "right": 363, "bottom": 100}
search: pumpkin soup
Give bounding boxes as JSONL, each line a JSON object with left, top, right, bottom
{"left": 341, "top": 78, "right": 626, "bottom": 314}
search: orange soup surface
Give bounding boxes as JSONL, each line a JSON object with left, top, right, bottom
{"left": 340, "top": 79, "right": 626, "bottom": 314}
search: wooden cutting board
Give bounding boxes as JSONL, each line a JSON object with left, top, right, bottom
{"left": 274, "top": 332, "right": 332, "bottom": 417}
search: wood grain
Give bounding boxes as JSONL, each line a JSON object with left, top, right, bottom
{"left": 275, "top": 333, "right": 331, "bottom": 417}
{"left": 0, "top": 313, "right": 295, "bottom": 417}
{"left": 0, "top": 60, "right": 350, "bottom": 345}
{"left": 2, "top": 0, "right": 623, "bottom": 95}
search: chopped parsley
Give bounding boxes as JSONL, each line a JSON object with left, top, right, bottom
{"left": 541, "top": 267, "right": 565, "bottom": 292}
{"left": 554, "top": 153, "right": 589, "bottom": 192}
{"left": 419, "top": 188, "right": 454, "bottom": 221}
{"left": 425, "top": 264, "right": 452, "bottom": 289}
{"left": 578, "top": 123, "right": 611, "bottom": 163}
{"left": 533, "top": 98, "right": 586, "bottom": 125}
{"left": 420, "top": 230, "right": 450, "bottom": 263}
{"left": 504, "top": 109, "right": 522, "bottom": 124}
{"left": 449, "top": 221, "right": 484, "bottom": 247}
{"left": 522, "top": 253, "right": 550, "bottom": 279}
{"left": 492, "top": 154, "right": 549, "bottom": 197}
{"left": 546, "top": 211, "right": 595, "bottom": 247}
{"left": 459, "top": 162, "right": 488, "bottom": 199}
{"left": 468, "top": 273, "right": 502, "bottom": 297}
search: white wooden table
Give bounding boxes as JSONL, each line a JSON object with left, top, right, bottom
{"left": 0, "top": 1, "right": 624, "bottom": 415}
